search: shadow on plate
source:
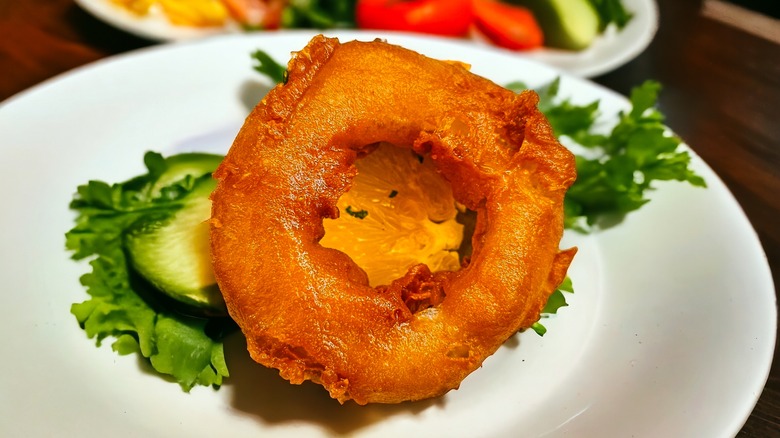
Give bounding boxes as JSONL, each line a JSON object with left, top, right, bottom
{"left": 222, "top": 332, "right": 444, "bottom": 435}
{"left": 239, "top": 80, "right": 274, "bottom": 113}
{"left": 166, "top": 80, "right": 273, "bottom": 155}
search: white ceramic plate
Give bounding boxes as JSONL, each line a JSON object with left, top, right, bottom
{"left": 75, "top": 0, "right": 658, "bottom": 77}
{"left": 0, "top": 31, "right": 773, "bottom": 437}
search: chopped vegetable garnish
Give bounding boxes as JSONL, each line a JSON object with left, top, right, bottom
{"left": 345, "top": 205, "right": 369, "bottom": 219}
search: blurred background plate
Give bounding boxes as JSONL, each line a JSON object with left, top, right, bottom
{"left": 507, "top": 0, "right": 659, "bottom": 77}
{"left": 74, "top": 0, "right": 658, "bottom": 77}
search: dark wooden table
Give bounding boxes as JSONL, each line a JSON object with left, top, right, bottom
{"left": 1, "top": 0, "right": 778, "bottom": 435}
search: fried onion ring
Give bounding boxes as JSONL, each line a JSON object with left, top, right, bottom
{"left": 210, "top": 35, "right": 577, "bottom": 404}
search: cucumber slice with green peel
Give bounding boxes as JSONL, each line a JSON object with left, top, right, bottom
{"left": 148, "top": 153, "right": 224, "bottom": 196}
{"left": 515, "top": 0, "right": 600, "bottom": 50}
{"left": 125, "top": 155, "right": 226, "bottom": 315}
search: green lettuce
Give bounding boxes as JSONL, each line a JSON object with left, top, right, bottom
{"left": 66, "top": 152, "right": 231, "bottom": 391}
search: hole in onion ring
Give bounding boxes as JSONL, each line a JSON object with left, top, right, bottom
{"left": 319, "top": 142, "right": 476, "bottom": 289}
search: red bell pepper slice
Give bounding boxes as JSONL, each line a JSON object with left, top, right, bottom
{"left": 355, "top": 0, "right": 474, "bottom": 37}
{"left": 472, "top": 0, "right": 544, "bottom": 50}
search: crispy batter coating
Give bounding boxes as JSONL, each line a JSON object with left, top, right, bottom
{"left": 210, "top": 35, "right": 577, "bottom": 404}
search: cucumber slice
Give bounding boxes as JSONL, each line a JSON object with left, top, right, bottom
{"left": 125, "top": 154, "right": 225, "bottom": 315}
{"left": 516, "top": 0, "right": 600, "bottom": 50}
{"left": 149, "top": 153, "right": 223, "bottom": 196}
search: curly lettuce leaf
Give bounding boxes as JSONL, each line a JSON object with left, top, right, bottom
{"left": 66, "top": 152, "right": 230, "bottom": 390}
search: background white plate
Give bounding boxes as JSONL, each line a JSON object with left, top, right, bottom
{"left": 509, "top": 0, "right": 659, "bottom": 77}
{"left": 75, "top": 0, "right": 658, "bottom": 77}
{"left": 0, "top": 31, "right": 773, "bottom": 437}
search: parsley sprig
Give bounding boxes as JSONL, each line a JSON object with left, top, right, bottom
{"left": 507, "top": 78, "right": 705, "bottom": 333}
{"left": 509, "top": 78, "right": 706, "bottom": 233}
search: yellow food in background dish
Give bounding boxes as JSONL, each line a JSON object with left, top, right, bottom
{"left": 111, "top": 0, "right": 155, "bottom": 15}
{"left": 111, "top": 0, "right": 229, "bottom": 27}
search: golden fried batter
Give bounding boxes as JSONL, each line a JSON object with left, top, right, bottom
{"left": 210, "top": 35, "right": 577, "bottom": 404}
